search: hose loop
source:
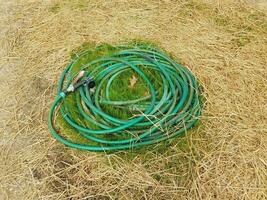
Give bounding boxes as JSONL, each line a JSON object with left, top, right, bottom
{"left": 48, "top": 46, "right": 202, "bottom": 151}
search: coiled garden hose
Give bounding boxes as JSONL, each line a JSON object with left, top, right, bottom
{"left": 48, "top": 46, "right": 202, "bottom": 151}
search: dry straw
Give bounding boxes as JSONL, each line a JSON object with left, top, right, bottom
{"left": 0, "top": 0, "right": 266, "bottom": 199}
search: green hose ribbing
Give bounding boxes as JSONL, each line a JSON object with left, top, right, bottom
{"left": 48, "top": 46, "right": 202, "bottom": 151}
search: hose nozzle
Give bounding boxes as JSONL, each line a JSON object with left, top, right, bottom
{"left": 65, "top": 71, "right": 95, "bottom": 94}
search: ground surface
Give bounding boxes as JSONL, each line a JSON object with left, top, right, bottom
{"left": 0, "top": 0, "right": 266, "bottom": 199}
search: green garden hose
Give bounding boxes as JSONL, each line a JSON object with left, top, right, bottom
{"left": 48, "top": 46, "right": 202, "bottom": 151}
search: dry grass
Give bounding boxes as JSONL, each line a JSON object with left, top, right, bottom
{"left": 0, "top": 0, "right": 267, "bottom": 199}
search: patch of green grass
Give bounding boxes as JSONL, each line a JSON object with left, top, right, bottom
{"left": 57, "top": 40, "right": 166, "bottom": 145}
{"left": 111, "top": 132, "right": 194, "bottom": 160}
{"left": 56, "top": 39, "right": 202, "bottom": 160}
